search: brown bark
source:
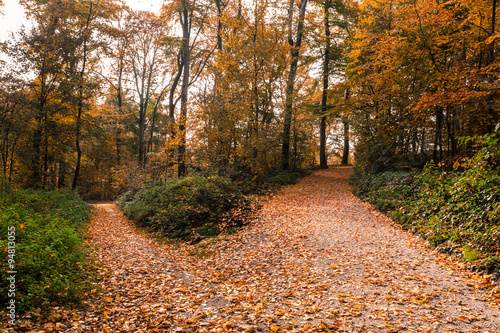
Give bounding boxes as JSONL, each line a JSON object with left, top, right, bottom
{"left": 73, "top": 1, "right": 93, "bottom": 190}
{"left": 320, "top": 0, "right": 331, "bottom": 169}
{"left": 178, "top": 4, "right": 190, "bottom": 177}
{"left": 341, "top": 119, "right": 349, "bottom": 165}
{"left": 282, "top": 0, "right": 309, "bottom": 170}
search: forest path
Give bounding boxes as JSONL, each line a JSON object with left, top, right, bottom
{"left": 72, "top": 167, "right": 499, "bottom": 332}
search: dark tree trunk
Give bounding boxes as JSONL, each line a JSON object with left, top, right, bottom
{"left": 341, "top": 119, "right": 349, "bottom": 165}
{"left": 116, "top": 57, "right": 124, "bottom": 166}
{"left": 32, "top": 123, "right": 43, "bottom": 188}
{"left": 72, "top": 90, "right": 83, "bottom": 190}
{"left": 433, "top": 107, "right": 443, "bottom": 164}
{"left": 282, "top": 0, "right": 308, "bottom": 170}
{"left": 58, "top": 161, "right": 67, "bottom": 188}
{"left": 341, "top": 89, "right": 350, "bottom": 165}
{"left": 320, "top": 116, "right": 328, "bottom": 168}
{"left": 72, "top": 1, "right": 93, "bottom": 190}
{"left": 319, "top": 0, "right": 331, "bottom": 169}
{"left": 178, "top": 4, "right": 190, "bottom": 177}
{"left": 215, "top": 0, "right": 224, "bottom": 52}
{"left": 490, "top": 0, "right": 497, "bottom": 64}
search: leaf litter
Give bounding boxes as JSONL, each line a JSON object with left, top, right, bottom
{"left": 9, "top": 167, "right": 500, "bottom": 332}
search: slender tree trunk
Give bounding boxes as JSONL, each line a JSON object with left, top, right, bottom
{"left": 32, "top": 83, "right": 47, "bottom": 188}
{"left": 138, "top": 102, "right": 147, "bottom": 165}
{"left": 341, "top": 119, "right": 349, "bottom": 165}
{"left": 73, "top": 1, "right": 93, "bottom": 190}
{"left": 32, "top": 120, "right": 43, "bottom": 187}
{"left": 282, "top": 0, "right": 308, "bottom": 170}
{"left": 215, "top": 0, "right": 224, "bottom": 52}
{"left": 147, "top": 86, "right": 169, "bottom": 155}
{"left": 433, "top": 107, "right": 443, "bottom": 164}
{"left": 73, "top": 88, "right": 84, "bottom": 190}
{"left": 8, "top": 138, "right": 16, "bottom": 183}
{"left": 178, "top": 5, "right": 190, "bottom": 177}
{"left": 58, "top": 161, "right": 66, "bottom": 188}
{"left": 116, "top": 57, "right": 123, "bottom": 166}
{"left": 43, "top": 117, "right": 49, "bottom": 188}
{"left": 341, "top": 89, "right": 350, "bottom": 165}
{"left": 320, "top": 116, "right": 328, "bottom": 168}
{"left": 167, "top": 50, "right": 183, "bottom": 168}
{"left": 319, "top": 0, "right": 331, "bottom": 169}
{"left": 487, "top": 0, "right": 497, "bottom": 133}
{"left": 139, "top": 59, "right": 155, "bottom": 165}
{"left": 490, "top": 0, "right": 496, "bottom": 63}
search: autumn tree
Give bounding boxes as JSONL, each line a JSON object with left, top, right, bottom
{"left": 162, "top": 0, "right": 214, "bottom": 177}
{"left": 193, "top": 0, "right": 293, "bottom": 175}
{"left": 282, "top": 0, "right": 309, "bottom": 170}
{"left": 347, "top": 0, "right": 499, "bottom": 173}
{"left": 6, "top": 0, "right": 117, "bottom": 189}
{"left": 103, "top": 5, "right": 132, "bottom": 167}
{"left": 0, "top": 70, "right": 30, "bottom": 187}
{"left": 124, "top": 9, "right": 171, "bottom": 166}
{"left": 11, "top": 0, "right": 72, "bottom": 188}
{"left": 66, "top": 0, "right": 117, "bottom": 189}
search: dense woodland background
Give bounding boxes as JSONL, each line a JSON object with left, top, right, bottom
{"left": 0, "top": 0, "right": 499, "bottom": 198}
{"left": 1, "top": 0, "right": 500, "bottom": 317}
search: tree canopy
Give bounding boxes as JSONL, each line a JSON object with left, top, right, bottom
{"left": 0, "top": 0, "right": 498, "bottom": 197}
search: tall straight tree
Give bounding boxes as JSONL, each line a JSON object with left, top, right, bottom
{"left": 319, "top": 0, "right": 331, "bottom": 169}
{"left": 178, "top": 1, "right": 190, "bottom": 177}
{"left": 70, "top": 0, "right": 113, "bottom": 189}
{"left": 282, "top": 0, "right": 308, "bottom": 170}
{"left": 163, "top": 0, "right": 214, "bottom": 177}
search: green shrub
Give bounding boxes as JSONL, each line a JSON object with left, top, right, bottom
{"left": 0, "top": 190, "right": 92, "bottom": 314}
{"left": 120, "top": 176, "right": 253, "bottom": 239}
{"left": 350, "top": 130, "right": 500, "bottom": 274}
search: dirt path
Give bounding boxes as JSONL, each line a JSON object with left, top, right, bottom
{"left": 71, "top": 167, "right": 499, "bottom": 332}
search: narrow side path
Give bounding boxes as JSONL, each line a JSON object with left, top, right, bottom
{"left": 69, "top": 167, "right": 499, "bottom": 332}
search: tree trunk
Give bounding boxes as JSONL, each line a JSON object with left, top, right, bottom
{"left": 167, "top": 50, "right": 184, "bottom": 169}
{"left": 32, "top": 120, "right": 43, "bottom": 188}
{"left": 178, "top": 4, "right": 190, "bottom": 177}
{"left": 490, "top": 0, "right": 496, "bottom": 64}
{"left": 282, "top": 0, "right": 308, "bottom": 170}
{"left": 433, "top": 107, "right": 443, "bottom": 164}
{"left": 341, "top": 118, "right": 349, "bottom": 165}
{"left": 58, "top": 161, "right": 66, "bottom": 188}
{"left": 138, "top": 102, "right": 146, "bottom": 165}
{"left": 341, "top": 89, "right": 350, "bottom": 165}
{"left": 73, "top": 87, "right": 84, "bottom": 190}
{"left": 72, "top": 1, "right": 93, "bottom": 190}
{"left": 43, "top": 117, "right": 49, "bottom": 188}
{"left": 215, "top": 0, "right": 224, "bottom": 52}
{"left": 319, "top": 0, "right": 331, "bottom": 169}
{"left": 320, "top": 116, "right": 328, "bottom": 168}
{"left": 116, "top": 57, "right": 123, "bottom": 166}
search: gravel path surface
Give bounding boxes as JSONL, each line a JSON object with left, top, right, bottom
{"left": 69, "top": 166, "right": 499, "bottom": 332}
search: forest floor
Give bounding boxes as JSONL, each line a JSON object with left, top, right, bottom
{"left": 46, "top": 167, "right": 500, "bottom": 332}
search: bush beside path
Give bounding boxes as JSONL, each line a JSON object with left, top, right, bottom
{"left": 27, "top": 167, "right": 500, "bottom": 332}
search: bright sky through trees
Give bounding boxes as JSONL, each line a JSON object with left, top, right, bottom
{"left": 0, "top": 0, "right": 25, "bottom": 42}
{"left": 0, "top": 0, "right": 162, "bottom": 42}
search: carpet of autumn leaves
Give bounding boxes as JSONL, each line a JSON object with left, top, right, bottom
{"left": 10, "top": 167, "right": 500, "bottom": 332}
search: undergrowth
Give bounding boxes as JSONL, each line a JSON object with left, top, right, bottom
{"left": 119, "top": 168, "right": 308, "bottom": 241}
{"left": 0, "top": 190, "right": 92, "bottom": 316}
{"left": 119, "top": 176, "right": 256, "bottom": 240}
{"left": 350, "top": 129, "right": 500, "bottom": 276}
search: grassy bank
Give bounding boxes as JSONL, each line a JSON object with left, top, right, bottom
{"left": 350, "top": 161, "right": 500, "bottom": 276}
{"left": 0, "top": 190, "right": 93, "bottom": 316}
